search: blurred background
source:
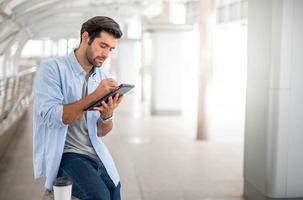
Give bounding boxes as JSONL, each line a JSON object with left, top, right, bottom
{"left": 0, "top": 0, "right": 302, "bottom": 199}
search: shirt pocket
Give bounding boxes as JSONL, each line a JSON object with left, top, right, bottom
{"left": 65, "top": 77, "right": 83, "bottom": 103}
{"left": 87, "top": 76, "right": 99, "bottom": 95}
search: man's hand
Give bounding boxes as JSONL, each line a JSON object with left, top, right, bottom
{"left": 62, "top": 78, "right": 119, "bottom": 125}
{"left": 95, "top": 93, "right": 123, "bottom": 137}
{"left": 94, "top": 94, "right": 123, "bottom": 119}
{"left": 94, "top": 78, "right": 119, "bottom": 99}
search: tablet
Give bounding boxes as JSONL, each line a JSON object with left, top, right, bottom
{"left": 85, "top": 83, "right": 135, "bottom": 111}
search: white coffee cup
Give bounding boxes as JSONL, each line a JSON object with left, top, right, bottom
{"left": 53, "top": 177, "right": 73, "bottom": 200}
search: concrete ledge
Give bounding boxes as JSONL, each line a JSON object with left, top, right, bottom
{"left": 244, "top": 180, "right": 303, "bottom": 200}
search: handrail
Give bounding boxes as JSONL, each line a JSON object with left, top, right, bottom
{"left": 0, "top": 67, "right": 36, "bottom": 136}
{"left": 17, "top": 66, "right": 37, "bottom": 77}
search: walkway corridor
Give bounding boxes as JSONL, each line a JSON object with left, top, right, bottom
{"left": 0, "top": 96, "right": 244, "bottom": 200}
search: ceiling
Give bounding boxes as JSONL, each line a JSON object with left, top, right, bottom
{"left": 0, "top": 0, "right": 165, "bottom": 40}
{"left": 0, "top": 0, "right": 195, "bottom": 59}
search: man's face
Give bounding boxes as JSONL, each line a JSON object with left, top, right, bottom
{"left": 85, "top": 31, "right": 117, "bottom": 67}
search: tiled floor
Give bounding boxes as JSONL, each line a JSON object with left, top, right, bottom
{"left": 0, "top": 96, "right": 244, "bottom": 200}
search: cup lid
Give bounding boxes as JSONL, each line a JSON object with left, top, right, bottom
{"left": 54, "top": 177, "right": 73, "bottom": 186}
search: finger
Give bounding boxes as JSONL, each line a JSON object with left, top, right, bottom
{"left": 93, "top": 106, "right": 104, "bottom": 112}
{"left": 101, "top": 101, "right": 109, "bottom": 109}
{"left": 107, "top": 79, "right": 118, "bottom": 87}
{"left": 113, "top": 96, "right": 123, "bottom": 109}
{"left": 117, "top": 95, "right": 123, "bottom": 104}
{"left": 102, "top": 79, "right": 118, "bottom": 88}
{"left": 113, "top": 81, "right": 119, "bottom": 87}
{"left": 114, "top": 93, "right": 119, "bottom": 102}
{"left": 110, "top": 94, "right": 119, "bottom": 107}
{"left": 107, "top": 96, "right": 113, "bottom": 106}
{"left": 108, "top": 86, "right": 117, "bottom": 92}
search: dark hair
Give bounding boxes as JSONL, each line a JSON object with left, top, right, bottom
{"left": 80, "top": 16, "right": 123, "bottom": 44}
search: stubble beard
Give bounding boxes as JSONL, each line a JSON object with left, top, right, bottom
{"left": 85, "top": 46, "right": 103, "bottom": 67}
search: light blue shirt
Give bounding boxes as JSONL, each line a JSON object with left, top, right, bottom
{"left": 33, "top": 51, "right": 120, "bottom": 190}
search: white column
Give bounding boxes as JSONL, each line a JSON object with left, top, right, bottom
{"left": 147, "top": 24, "right": 192, "bottom": 115}
{"left": 244, "top": 0, "right": 303, "bottom": 199}
{"left": 196, "top": 0, "right": 214, "bottom": 140}
{"left": 140, "top": 16, "right": 146, "bottom": 102}
{"left": 116, "top": 39, "right": 141, "bottom": 85}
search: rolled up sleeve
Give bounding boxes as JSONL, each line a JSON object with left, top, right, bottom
{"left": 34, "top": 61, "right": 66, "bottom": 129}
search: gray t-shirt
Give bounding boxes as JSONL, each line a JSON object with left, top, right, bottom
{"left": 63, "top": 67, "right": 99, "bottom": 160}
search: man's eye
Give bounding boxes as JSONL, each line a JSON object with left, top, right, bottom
{"left": 100, "top": 45, "right": 106, "bottom": 48}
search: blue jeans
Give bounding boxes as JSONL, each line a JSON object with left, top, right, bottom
{"left": 57, "top": 153, "right": 121, "bottom": 200}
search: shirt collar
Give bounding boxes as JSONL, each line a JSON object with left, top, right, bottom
{"left": 86, "top": 66, "right": 96, "bottom": 80}
{"left": 68, "top": 50, "right": 86, "bottom": 76}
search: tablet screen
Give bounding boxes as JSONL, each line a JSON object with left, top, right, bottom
{"left": 85, "top": 84, "right": 135, "bottom": 111}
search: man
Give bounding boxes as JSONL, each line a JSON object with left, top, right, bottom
{"left": 33, "top": 16, "right": 123, "bottom": 200}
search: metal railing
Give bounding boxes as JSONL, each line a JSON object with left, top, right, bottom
{"left": 0, "top": 67, "right": 36, "bottom": 136}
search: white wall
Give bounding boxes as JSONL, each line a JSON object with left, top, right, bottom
{"left": 244, "top": 0, "right": 303, "bottom": 198}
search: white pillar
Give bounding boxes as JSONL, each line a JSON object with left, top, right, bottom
{"left": 140, "top": 16, "right": 146, "bottom": 102}
{"left": 116, "top": 39, "right": 141, "bottom": 85}
{"left": 147, "top": 24, "right": 192, "bottom": 115}
{"left": 196, "top": 0, "right": 214, "bottom": 140}
{"left": 244, "top": 0, "right": 303, "bottom": 199}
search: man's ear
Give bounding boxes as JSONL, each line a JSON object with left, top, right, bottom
{"left": 81, "top": 32, "right": 90, "bottom": 45}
